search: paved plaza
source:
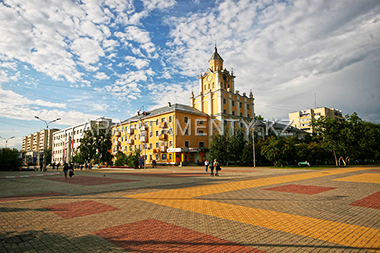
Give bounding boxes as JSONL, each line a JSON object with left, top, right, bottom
{"left": 0, "top": 166, "right": 379, "bottom": 252}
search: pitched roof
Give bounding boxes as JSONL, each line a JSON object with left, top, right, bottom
{"left": 209, "top": 47, "right": 223, "bottom": 62}
{"left": 121, "top": 103, "right": 208, "bottom": 124}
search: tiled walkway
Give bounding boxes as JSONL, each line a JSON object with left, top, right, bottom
{"left": 0, "top": 166, "right": 379, "bottom": 252}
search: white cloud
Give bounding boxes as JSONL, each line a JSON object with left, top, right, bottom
{"left": 164, "top": 0, "right": 380, "bottom": 121}
{"left": 125, "top": 56, "right": 150, "bottom": 69}
{"left": 94, "top": 72, "right": 110, "bottom": 80}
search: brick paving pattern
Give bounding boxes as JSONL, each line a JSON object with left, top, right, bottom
{"left": 94, "top": 218, "right": 266, "bottom": 252}
{"left": 0, "top": 166, "right": 379, "bottom": 252}
{"left": 43, "top": 200, "right": 120, "bottom": 219}
{"left": 44, "top": 175, "right": 139, "bottom": 185}
{"left": 0, "top": 191, "right": 66, "bottom": 203}
{"left": 264, "top": 184, "right": 336, "bottom": 195}
{"left": 349, "top": 191, "right": 380, "bottom": 210}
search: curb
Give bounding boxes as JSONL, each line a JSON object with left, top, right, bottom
{"left": 0, "top": 172, "right": 60, "bottom": 179}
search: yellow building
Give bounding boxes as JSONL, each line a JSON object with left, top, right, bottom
{"left": 112, "top": 47, "right": 255, "bottom": 165}
{"left": 289, "top": 107, "right": 344, "bottom": 133}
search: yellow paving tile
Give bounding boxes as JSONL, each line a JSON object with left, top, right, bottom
{"left": 334, "top": 173, "right": 380, "bottom": 184}
{"left": 124, "top": 166, "right": 380, "bottom": 251}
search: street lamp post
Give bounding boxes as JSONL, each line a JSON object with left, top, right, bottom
{"left": 0, "top": 136, "right": 15, "bottom": 148}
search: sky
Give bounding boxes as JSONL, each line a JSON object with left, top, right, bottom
{"left": 1, "top": 0, "right": 380, "bottom": 150}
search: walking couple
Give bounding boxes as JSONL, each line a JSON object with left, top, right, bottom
{"left": 205, "top": 159, "right": 221, "bottom": 176}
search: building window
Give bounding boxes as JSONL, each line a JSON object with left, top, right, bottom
{"left": 208, "top": 83, "right": 210, "bottom": 90}
{"left": 223, "top": 109, "right": 227, "bottom": 114}
{"left": 199, "top": 130, "right": 204, "bottom": 136}
{"left": 156, "top": 154, "right": 159, "bottom": 161}
{"left": 199, "top": 142, "right": 204, "bottom": 148}
{"left": 212, "top": 83, "right": 214, "bottom": 89}
{"left": 155, "top": 130, "right": 158, "bottom": 137}
{"left": 198, "top": 120, "right": 204, "bottom": 125}
{"left": 156, "top": 142, "right": 159, "bottom": 148}
{"left": 150, "top": 131, "right": 153, "bottom": 137}
{"left": 232, "top": 111, "right": 235, "bottom": 115}
{"left": 149, "top": 143, "right": 152, "bottom": 149}
{"left": 184, "top": 117, "right": 188, "bottom": 123}
{"left": 223, "top": 98, "right": 226, "bottom": 104}
{"left": 169, "top": 154, "right": 172, "bottom": 160}
{"left": 185, "top": 129, "right": 189, "bottom": 135}
{"left": 240, "top": 113, "right": 243, "bottom": 117}
{"left": 232, "top": 101, "right": 235, "bottom": 106}
{"left": 204, "top": 85, "right": 206, "bottom": 91}
{"left": 184, "top": 141, "right": 189, "bottom": 148}
{"left": 169, "top": 116, "right": 172, "bottom": 122}
{"left": 161, "top": 117, "right": 165, "bottom": 122}
{"left": 169, "top": 141, "right": 173, "bottom": 147}
{"left": 149, "top": 154, "right": 152, "bottom": 161}
{"left": 156, "top": 119, "right": 159, "bottom": 125}
{"left": 247, "top": 104, "right": 250, "bottom": 110}
{"left": 240, "top": 103, "right": 242, "bottom": 108}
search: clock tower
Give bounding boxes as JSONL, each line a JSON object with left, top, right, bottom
{"left": 190, "top": 47, "right": 254, "bottom": 135}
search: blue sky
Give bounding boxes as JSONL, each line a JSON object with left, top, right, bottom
{"left": 1, "top": 0, "right": 380, "bottom": 149}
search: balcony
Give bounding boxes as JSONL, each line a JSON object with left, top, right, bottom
{"left": 126, "top": 129, "right": 134, "bottom": 135}
{"left": 140, "top": 136, "right": 147, "bottom": 143}
{"left": 159, "top": 134, "right": 167, "bottom": 140}
{"left": 153, "top": 149, "right": 159, "bottom": 153}
{"left": 115, "top": 131, "right": 121, "bottom": 137}
{"left": 160, "top": 146, "right": 167, "bottom": 153}
{"left": 127, "top": 139, "right": 134, "bottom": 145}
{"left": 159, "top": 122, "right": 167, "bottom": 128}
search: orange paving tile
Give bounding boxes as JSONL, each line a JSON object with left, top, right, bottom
{"left": 334, "top": 173, "right": 380, "bottom": 184}
{"left": 124, "top": 166, "right": 380, "bottom": 251}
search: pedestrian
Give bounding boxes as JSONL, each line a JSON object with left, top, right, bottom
{"left": 85, "top": 163, "right": 88, "bottom": 170}
{"left": 204, "top": 159, "right": 209, "bottom": 172}
{"left": 209, "top": 161, "right": 214, "bottom": 176}
{"left": 52, "top": 162, "right": 55, "bottom": 170}
{"left": 40, "top": 163, "right": 43, "bottom": 171}
{"left": 80, "top": 164, "right": 83, "bottom": 170}
{"left": 69, "top": 163, "right": 74, "bottom": 178}
{"left": 63, "top": 163, "right": 69, "bottom": 179}
{"left": 89, "top": 163, "right": 92, "bottom": 170}
{"left": 214, "top": 159, "right": 220, "bottom": 176}
{"left": 152, "top": 160, "right": 156, "bottom": 168}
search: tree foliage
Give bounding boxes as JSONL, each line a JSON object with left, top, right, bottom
{"left": 209, "top": 130, "right": 230, "bottom": 165}
{"left": 312, "top": 112, "right": 380, "bottom": 166}
{"left": 113, "top": 150, "right": 141, "bottom": 168}
{"left": 0, "top": 148, "right": 23, "bottom": 171}
{"left": 77, "top": 125, "right": 113, "bottom": 165}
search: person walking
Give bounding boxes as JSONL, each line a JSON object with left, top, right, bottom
{"left": 214, "top": 159, "right": 220, "bottom": 176}
{"left": 209, "top": 161, "right": 214, "bottom": 176}
{"left": 63, "top": 163, "right": 69, "bottom": 179}
{"left": 69, "top": 163, "right": 74, "bottom": 178}
{"left": 204, "top": 160, "right": 209, "bottom": 172}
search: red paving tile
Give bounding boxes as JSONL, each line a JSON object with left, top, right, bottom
{"left": 94, "top": 219, "right": 266, "bottom": 252}
{"left": 370, "top": 169, "right": 380, "bottom": 172}
{"left": 350, "top": 191, "right": 380, "bottom": 210}
{"left": 114, "top": 172, "right": 208, "bottom": 178}
{"left": 0, "top": 192, "right": 66, "bottom": 203}
{"left": 44, "top": 176, "right": 139, "bottom": 185}
{"left": 265, "top": 184, "right": 336, "bottom": 195}
{"left": 43, "top": 200, "right": 119, "bottom": 219}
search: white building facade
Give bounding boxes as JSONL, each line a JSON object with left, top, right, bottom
{"left": 52, "top": 118, "right": 112, "bottom": 164}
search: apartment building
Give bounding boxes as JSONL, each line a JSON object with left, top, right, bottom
{"left": 21, "top": 129, "right": 59, "bottom": 164}
{"left": 52, "top": 118, "right": 112, "bottom": 164}
{"left": 289, "top": 107, "right": 344, "bottom": 133}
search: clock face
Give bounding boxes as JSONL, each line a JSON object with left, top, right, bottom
{"left": 207, "top": 75, "right": 213, "bottom": 81}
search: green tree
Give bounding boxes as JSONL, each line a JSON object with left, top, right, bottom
{"left": 44, "top": 148, "right": 52, "bottom": 165}
{"left": 77, "top": 125, "right": 113, "bottom": 165}
{"left": 260, "top": 136, "right": 298, "bottom": 167}
{"left": 114, "top": 152, "right": 128, "bottom": 166}
{"left": 0, "top": 148, "right": 23, "bottom": 171}
{"left": 229, "top": 128, "right": 246, "bottom": 164}
{"left": 209, "top": 130, "right": 230, "bottom": 165}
